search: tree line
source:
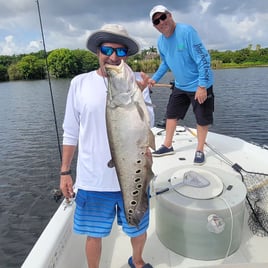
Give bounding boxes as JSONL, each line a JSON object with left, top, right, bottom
{"left": 210, "top": 44, "right": 268, "bottom": 69}
{"left": 0, "top": 44, "right": 268, "bottom": 82}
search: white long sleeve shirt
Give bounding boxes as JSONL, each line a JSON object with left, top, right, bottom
{"left": 63, "top": 71, "right": 120, "bottom": 191}
{"left": 63, "top": 70, "right": 154, "bottom": 191}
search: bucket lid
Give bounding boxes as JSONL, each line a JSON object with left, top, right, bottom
{"left": 170, "top": 167, "right": 223, "bottom": 199}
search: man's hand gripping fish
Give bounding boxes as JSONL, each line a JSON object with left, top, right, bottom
{"left": 105, "top": 60, "right": 155, "bottom": 227}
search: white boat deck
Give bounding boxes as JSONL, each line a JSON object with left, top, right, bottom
{"left": 22, "top": 127, "right": 268, "bottom": 268}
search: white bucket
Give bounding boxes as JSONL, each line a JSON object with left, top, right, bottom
{"left": 155, "top": 166, "right": 247, "bottom": 260}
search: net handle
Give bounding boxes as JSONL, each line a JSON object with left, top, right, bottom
{"left": 154, "top": 83, "right": 172, "bottom": 88}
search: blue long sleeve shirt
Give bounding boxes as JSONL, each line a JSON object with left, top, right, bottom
{"left": 152, "top": 23, "right": 213, "bottom": 92}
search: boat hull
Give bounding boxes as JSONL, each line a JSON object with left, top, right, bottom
{"left": 21, "top": 127, "right": 268, "bottom": 268}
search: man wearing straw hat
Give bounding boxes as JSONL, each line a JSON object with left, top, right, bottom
{"left": 59, "top": 24, "right": 153, "bottom": 268}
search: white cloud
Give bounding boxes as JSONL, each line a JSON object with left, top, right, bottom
{"left": 199, "top": 0, "right": 211, "bottom": 14}
{"left": 0, "top": 35, "right": 16, "bottom": 55}
{"left": 27, "top": 40, "right": 42, "bottom": 51}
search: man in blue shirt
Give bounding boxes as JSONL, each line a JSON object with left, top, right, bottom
{"left": 149, "top": 5, "right": 214, "bottom": 165}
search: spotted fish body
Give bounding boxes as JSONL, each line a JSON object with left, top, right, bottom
{"left": 105, "top": 60, "right": 155, "bottom": 226}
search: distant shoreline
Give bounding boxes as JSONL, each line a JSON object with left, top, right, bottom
{"left": 213, "top": 63, "right": 268, "bottom": 69}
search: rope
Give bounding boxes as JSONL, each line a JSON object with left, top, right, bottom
{"left": 219, "top": 196, "right": 234, "bottom": 261}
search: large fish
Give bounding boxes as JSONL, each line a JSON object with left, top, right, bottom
{"left": 105, "top": 60, "right": 155, "bottom": 227}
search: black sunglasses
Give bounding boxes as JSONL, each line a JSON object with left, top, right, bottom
{"left": 99, "top": 45, "right": 128, "bottom": 57}
{"left": 153, "top": 13, "right": 167, "bottom": 26}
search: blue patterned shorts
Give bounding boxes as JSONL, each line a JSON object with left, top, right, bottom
{"left": 73, "top": 189, "right": 149, "bottom": 238}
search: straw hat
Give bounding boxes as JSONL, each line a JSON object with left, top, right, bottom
{"left": 86, "top": 24, "right": 139, "bottom": 56}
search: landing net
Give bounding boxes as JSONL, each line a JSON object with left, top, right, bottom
{"left": 238, "top": 168, "right": 268, "bottom": 236}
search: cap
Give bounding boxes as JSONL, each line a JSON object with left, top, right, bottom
{"left": 150, "top": 5, "right": 171, "bottom": 20}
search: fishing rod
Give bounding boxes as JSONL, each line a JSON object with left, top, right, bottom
{"left": 36, "top": 0, "right": 62, "bottom": 161}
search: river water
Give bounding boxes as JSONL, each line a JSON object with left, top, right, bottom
{"left": 0, "top": 67, "right": 267, "bottom": 267}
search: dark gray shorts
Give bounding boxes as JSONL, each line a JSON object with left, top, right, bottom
{"left": 166, "top": 86, "right": 214, "bottom": 126}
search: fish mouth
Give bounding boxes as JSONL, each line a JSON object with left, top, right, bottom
{"left": 105, "top": 60, "right": 124, "bottom": 73}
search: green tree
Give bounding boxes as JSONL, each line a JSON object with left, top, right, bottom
{"left": 256, "top": 44, "right": 261, "bottom": 51}
{"left": 148, "top": 46, "right": 157, "bottom": 53}
{"left": 15, "top": 55, "right": 45, "bottom": 80}
{"left": 233, "top": 48, "right": 250, "bottom": 64}
{"left": 7, "top": 63, "right": 23, "bottom": 80}
{"left": 259, "top": 48, "right": 268, "bottom": 62}
{"left": 0, "top": 64, "right": 8, "bottom": 81}
{"left": 72, "top": 49, "right": 98, "bottom": 74}
{"left": 209, "top": 50, "right": 233, "bottom": 64}
{"left": 2, "top": 45, "right": 268, "bottom": 80}
{"left": 47, "top": 48, "right": 77, "bottom": 78}
{"left": 0, "top": 55, "right": 16, "bottom": 67}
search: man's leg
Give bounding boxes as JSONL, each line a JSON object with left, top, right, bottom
{"left": 152, "top": 118, "right": 177, "bottom": 156}
{"left": 86, "top": 236, "right": 102, "bottom": 268}
{"left": 196, "top": 124, "right": 209, "bottom": 152}
{"left": 130, "top": 232, "right": 147, "bottom": 268}
{"left": 163, "top": 118, "right": 177, "bottom": 148}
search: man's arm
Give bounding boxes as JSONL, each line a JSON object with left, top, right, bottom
{"left": 60, "top": 144, "right": 76, "bottom": 199}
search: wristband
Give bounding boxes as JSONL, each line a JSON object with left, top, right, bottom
{"left": 60, "top": 170, "right": 72, "bottom": 176}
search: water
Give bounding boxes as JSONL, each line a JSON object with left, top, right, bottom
{"left": 0, "top": 80, "right": 69, "bottom": 267}
{"left": 0, "top": 68, "right": 267, "bottom": 267}
{"left": 151, "top": 67, "right": 268, "bottom": 145}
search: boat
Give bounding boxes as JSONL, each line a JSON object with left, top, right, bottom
{"left": 21, "top": 126, "right": 268, "bottom": 268}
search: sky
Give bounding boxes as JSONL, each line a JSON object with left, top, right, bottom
{"left": 1, "top": 0, "right": 268, "bottom": 56}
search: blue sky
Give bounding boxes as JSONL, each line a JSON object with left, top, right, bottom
{"left": 1, "top": 0, "right": 268, "bottom": 55}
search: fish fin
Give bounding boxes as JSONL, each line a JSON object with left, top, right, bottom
{"left": 135, "top": 101, "right": 145, "bottom": 121}
{"left": 148, "top": 129, "right": 156, "bottom": 150}
{"left": 134, "top": 100, "right": 155, "bottom": 150}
